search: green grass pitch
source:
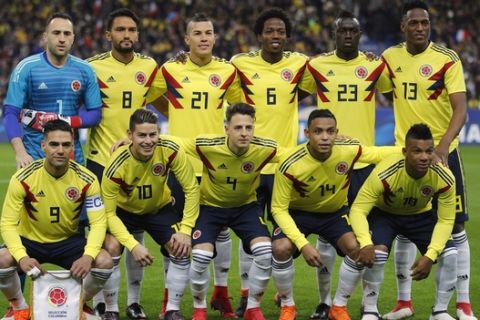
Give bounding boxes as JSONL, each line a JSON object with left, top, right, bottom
{"left": 0, "top": 144, "right": 478, "bottom": 319}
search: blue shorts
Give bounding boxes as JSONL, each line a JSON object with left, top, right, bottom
{"left": 368, "top": 207, "right": 455, "bottom": 256}
{"left": 86, "top": 159, "right": 105, "bottom": 184}
{"left": 192, "top": 202, "right": 270, "bottom": 254}
{"left": 256, "top": 174, "right": 274, "bottom": 222}
{"left": 272, "top": 207, "right": 352, "bottom": 258}
{"left": 116, "top": 204, "right": 181, "bottom": 253}
{"left": 20, "top": 235, "right": 86, "bottom": 269}
{"left": 432, "top": 149, "right": 467, "bottom": 223}
{"left": 348, "top": 165, "right": 375, "bottom": 206}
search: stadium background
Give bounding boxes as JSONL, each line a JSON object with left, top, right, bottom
{"left": 0, "top": 1, "right": 479, "bottom": 319}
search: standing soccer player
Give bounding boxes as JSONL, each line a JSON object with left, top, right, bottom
{"left": 101, "top": 109, "right": 200, "bottom": 320}
{"left": 149, "top": 12, "right": 240, "bottom": 319}
{"left": 3, "top": 13, "right": 102, "bottom": 168}
{"left": 85, "top": 8, "right": 159, "bottom": 320}
{"left": 183, "top": 103, "right": 276, "bottom": 320}
{"left": 381, "top": 2, "right": 475, "bottom": 319}
{"left": 351, "top": 124, "right": 458, "bottom": 320}
{"left": 0, "top": 120, "right": 113, "bottom": 320}
{"left": 230, "top": 8, "right": 310, "bottom": 315}
{"left": 301, "top": 10, "right": 390, "bottom": 319}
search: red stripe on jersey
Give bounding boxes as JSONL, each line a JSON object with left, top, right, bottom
{"left": 289, "top": 63, "right": 307, "bottom": 103}
{"left": 162, "top": 67, "right": 184, "bottom": 109}
{"left": 73, "top": 184, "right": 90, "bottom": 219}
{"left": 381, "top": 179, "right": 394, "bottom": 206}
{"left": 218, "top": 69, "right": 237, "bottom": 108}
{"left": 21, "top": 181, "right": 38, "bottom": 221}
{"left": 97, "top": 77, "right": 108, "bottom": 89}
{"left": 342, "top": 145, "right": 362, "bottom": 190}
{"left": 145, "top": 65, "right": 159, "bottom": 88}
{"left": 437, "top": 185, "right": 451, "bottom": 194}
{"left": 283, "top": 172, "right": 309, "bottom": 197}
{"left": 307, "top": 63, "right": 330, "bottom": 103}
{"left": 381, "top": 57, "right": 397, "bottom": 98}
{"left": 165, "top": 151, "right": 178, "bottom": 176}
{"left": 427, "top": 61, "right": 454, "bottom": 100}
{"left": 236, "top": 68, "right": 255, "bottom": 105}
{"left": 110, "top": 177, "right": 135, "bottom": 196}
{"left": 256, "top": 149, "right": 277, "bottom": 172}
{"left": 195, "top": 147, "right": 215, "bottom": 171}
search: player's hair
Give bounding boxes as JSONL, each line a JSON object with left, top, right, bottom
{"left": 334, "top": 10, "right": 360, "bottom": 31}
{"left": 106, "top": 8, "right": 140, "bottom": 31}
{"left": 43, "top": 119, "right": 73, "bottom": 136}
{"left": 405, "top": 123, "right": 433, "bottom": 141}
{"left": 307, "top": 109, "right": 337, "bottom": 127}
{"left": 129, "top": 109, "right": 158, "bottom": 131}
{"left": 186, "top": 12, "right": 213, "bottom": 32}
{"left": 402, "top": 0, "right": 429, "bottom": 20}
{"left": 46, "top": 12, "right": 73, "bottom": 29}
{"left": 254, "top": 7, "right": 292, "bottom": 37}
{"left": 225, "top": 103, "right": 256, "bottom": 122}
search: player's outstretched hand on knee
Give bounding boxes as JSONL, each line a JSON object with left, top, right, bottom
{"left": 131, "top": 244, "right": 154, "bottom": 267}
{"left": 70, "top": 255, "right": 94, "bottom": 279}
{"left": 357, "top": 245, "right": 375, "bottom": 268}
{"left": 301, "top": 243, "right": 323, "bottom": 267}
{"left": 169, "top": 232, "right": 192, "bottom": 258}
{"left": 410, "top": 256, "right": 433, "bottom": 281}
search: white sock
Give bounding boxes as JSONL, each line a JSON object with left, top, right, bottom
{"left": 332, "top": 256, "right": 364, "bottom": 307}
{"left": 104, "top": 256, "right": 121, "bottom": 312}
{"left": 213, "top": 229, "right": 231, "bottom": 287}
{"left": 394, "top": 235, "right": 416, "bottom": 301}
{"left": 433, "top": 248, "right": 457, "bottom": 312}
{"left": 452, "top": 231, "right": 471, "bottom": 303}
{"left": 316, "top": 237, "right": 336, "bottom": 306}
{"left": 362, "top": 250, "right": 388, "bottom": 314}
{"left": 247, "top": 242, "right": 272, "bottom": 309}
{"left": 0, "top": 267, "right": 27, "bottom": 309}
{"left": 272, "top": 257, "right": 295, "bottom": 306}
{"left": 126, "top": 232, "right": 145, "bottom": 306}
{"left": 83, "top": 268, "right": 113, "bottom": 301}
{"left": 239, "top": 241, "right": 253, "bottom": 291}
{"left": 190, "top": 249, "right": 214, "bottom": 308}
{"left": 166, "top": 256, "right": 190, "bottom": 311}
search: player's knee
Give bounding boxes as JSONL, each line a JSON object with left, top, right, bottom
{"left": 272, "top": 238, "right": 294, "bottom": 261}
{"left": 0, "top": 249, "right": 15, "bottom": 268}
{"left": 452, "top": 222, "right": 465, "bottom": 234}
{"left": 103, "top": 234, "right": 122, "bottom": 256}
{"left": 94, "top": 249, "right": 114, "bottom": 269}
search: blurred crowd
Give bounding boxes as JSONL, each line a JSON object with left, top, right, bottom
{"left": 1, "top": 0, "right": 479, "bottom": 110}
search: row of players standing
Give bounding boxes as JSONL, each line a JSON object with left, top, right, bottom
{"left": 0, "top": 1, "right": 474, "bottom": 320}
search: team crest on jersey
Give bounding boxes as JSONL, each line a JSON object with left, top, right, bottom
{"left": 420, "top": 185, "right": 434, "bottom": 197}
{"left": 355, "top": 66, "right": 368, "bottom": 79}
{"left": 335, "top": 162, "right": 349, "bottom": 175}
{"left": 273, "top": 227, "right": 282, "bottom": 236}
{"left": 192, "top": 230, "right": 202, "bottom": 240}
{"left": 71, "top": 80, "right": 81, "bottom": 92}
{"left": 241, "top": 161, "right": 255, "bottom": 174}
{"left": 135, "top": 71, "right": 146, "bottom": 85}
{"left": 65, "top": 187, "right": 80, "bottom": 201}
{"left": 209, "top": 74, "right": 221, "bottom": 87}
{"left": 419, "top": 64, "right": 433, "bottom": 77}
{"left": 152, "top": 163, "right": 165, "bottom": 176}
{"left": 48, "top": 286, "right": 67, "bottom": 306}
{"left": 280, "top": 68, "right": 293, "bottom": 81}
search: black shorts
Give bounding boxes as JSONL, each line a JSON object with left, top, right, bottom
{"left": 256, "top": 174, "right": 274, "bottom": 222}
{"left": 192, "top": 202, "right": 270, "bottom": 254}
{"left": 348, "top": 165, "right": 375, "bottom": 206}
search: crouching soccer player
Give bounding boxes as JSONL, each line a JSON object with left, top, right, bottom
{"left": 0, "top": 120, "right": 113, "bottom": 320}
{"left": 100, "top": 109, "right": 200, "bottom": 320}
{"left": 351, "top": 124, "right": 458, "bottom": 320}
{"left": 270, "top": 109, "right": 398, "bottom": 320}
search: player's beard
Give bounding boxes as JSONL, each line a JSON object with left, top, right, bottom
{"left": 115, "top": 42, "right": 135, "bottom": 54}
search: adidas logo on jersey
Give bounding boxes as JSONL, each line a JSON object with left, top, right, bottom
{"left": 218, "top": 163, "right": 228, "bottom": 169}
{"left": 395, "top": 66, "right": 402, "bottom": 72}
{"left": 252, "top": 73, "right": 260, "bottom": 79}
{"left": 38, "top": 82, "right": 48, "bottom": 89}
{"left": 307, "top": 176, "right": 316, "bottom": 182}
{"left": 327, "top": 70, "right": 335, "bottom": 76}
{"left": 396, "top": 187, "right": 404, "bottom": 193}
{"left": 107, "top": 76, "right": 116, "bottom": 82}
{"left": 36, "top": 190, "right": 46, "bottom": 197}
{"left": 182, "top": 76, "right": 190, "bottom": 83}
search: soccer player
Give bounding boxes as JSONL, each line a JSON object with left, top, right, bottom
{"left": 301, "top": 10, "right": 390, "bottom": 319}
{"left": 350, "top": 124, "right": 458, "bottom": 320}
{"left": 271, "top": 109, "right": 397, "bottom": 320}
{"left": 181, "top": 103, "right": 276, "bottom": 320}
{"left": 230, "top": 8, "right": 310, "bottom": 315}
{"left": 85, "top": 8, "right": 159, "bottom": 319}
{"left": 381, "top": 2, "right": 475, "bottom": 319}
{"left": 148, "top": 12, "right": 240, "bottom": 319}
{"left": 101, "top": 109, "right": 200, "bottom": 320}
{"left": 0, "top": 120, "right": 113, "bottom": 320}
{"left": 3, "top": 13, "right": 102, "bottom": 168}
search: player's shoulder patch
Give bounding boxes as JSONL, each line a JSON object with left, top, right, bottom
{"left": 15, "top": 159, "right": 44, "bottom": 182}
{"left": 105, "top": 148, "right": 131, "bottom": 178}
{"left": 196, "top": 135, "right": 226, "bottom": 146}
{"left": 86, "top": 52, "right": 110, "bottom": 63}
{"left": 430, "top": 164, "right": 455, "bottom": 186}
{"left": 431, "top": 43, "right": 460, "bottom": 62}
{"left": 69, "top": 161, "right": 96, "bottom": 184}
{"left": 378, "top": 158, "right": 405, "bottom": 180}
{"left": 278, "top": 146, "right": 308, "bottom": 173}
{"left": 251, "top": 136, "right": 277, "bottom": 149}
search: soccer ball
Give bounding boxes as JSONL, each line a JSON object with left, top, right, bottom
{"left": 48, "top": 287, "right": 67, "bottom": 306}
